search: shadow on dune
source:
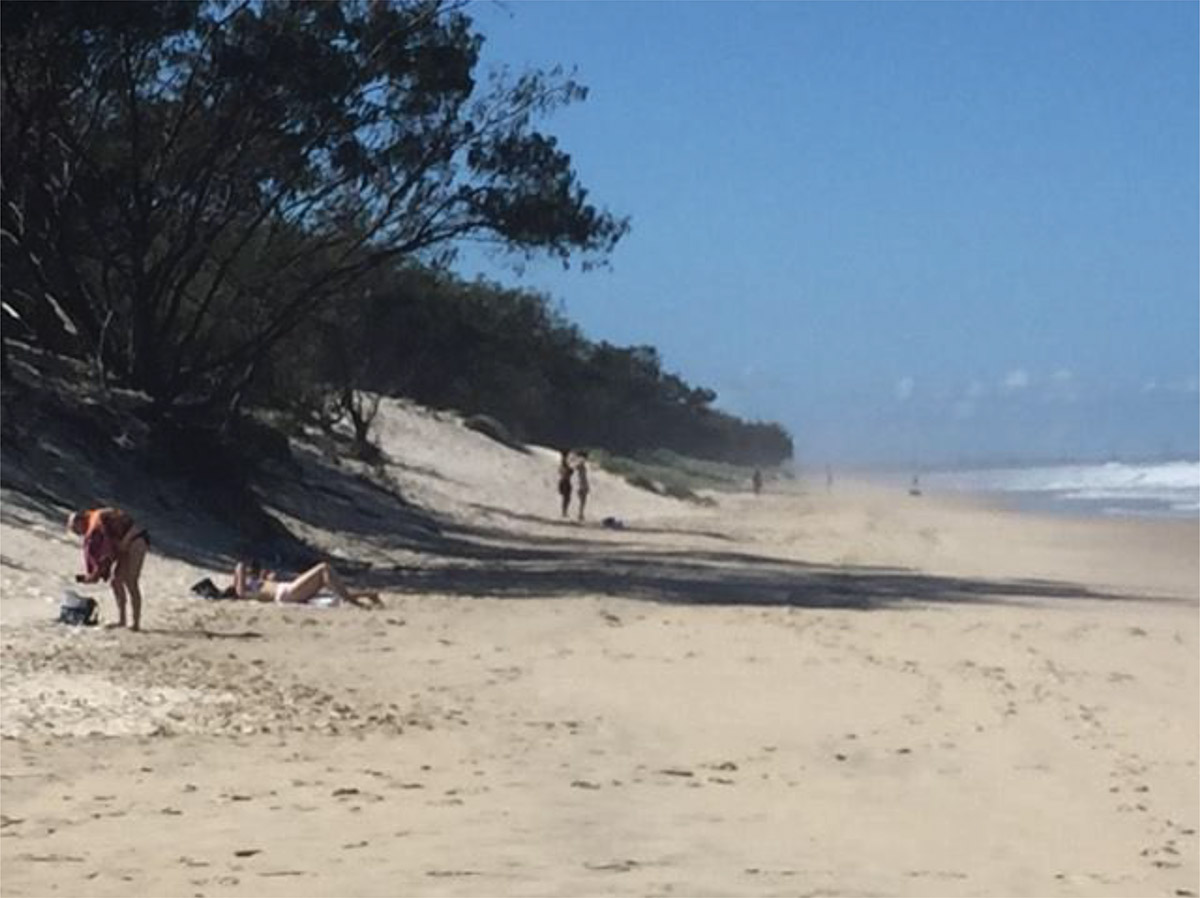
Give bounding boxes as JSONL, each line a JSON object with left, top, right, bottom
{"left": 2, "top": 398, "right": 1175, "bottom": 614}
{"left": 465, "top": 502, "right": 738, "bottom": 543}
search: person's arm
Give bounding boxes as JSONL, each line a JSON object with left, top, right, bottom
{"left": 234, "top": 564, "right": 275, "bottom": 601}
{"left": 78, "top": 525, "right": 112, "bottom": 582}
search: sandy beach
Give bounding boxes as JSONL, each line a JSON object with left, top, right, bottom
{"left": 2, "top": 400, "right": 1196, "bottom": 898}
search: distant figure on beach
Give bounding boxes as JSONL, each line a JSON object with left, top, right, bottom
{"left": 752, "top": 468, "right": 763, "bottom": 495}
{"left": 574, "top": 451, "right": 590, "bottom": 522}
{"left": 67, "top": 507, "right": 149, "bottom": 631}
{"left": 233, "top": 560, "right": 382, "bottom": 608}
{"left": 558, "top": 450, "right": 574, "bottom": 518}
{"left": 826, "top": 465, "right": 834, "bottom": 493}
{"left": 909, "top": 475, "right": 922, "bottom": 497}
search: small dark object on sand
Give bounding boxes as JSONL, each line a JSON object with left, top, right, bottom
{"left": 601, "top": 516, "right": 626, "bottom": 530}
{"left": 190, "top": 577, "right": 236, "bottom": 600}
{"left": 58, "top": 591, "right": 99, "bottom": 626}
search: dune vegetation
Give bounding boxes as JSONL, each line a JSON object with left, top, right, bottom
{"left": 1, "top": 0, "right": 791, "bottom": 503}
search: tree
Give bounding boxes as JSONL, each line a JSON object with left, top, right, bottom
{"left": 1, "top": 0, "right": 628, "bottom": 417}
{"left": 250, "top": 260, "right": 794, "bottom": 467}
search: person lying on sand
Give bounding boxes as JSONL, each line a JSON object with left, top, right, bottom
{"left": 233, "top": 560, "right": 383, "bottom": 609}
{"left": 67, "top": 507, "right": 149, "bottom": 631}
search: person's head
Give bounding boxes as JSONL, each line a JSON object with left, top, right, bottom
{"left": 245, "top": 558, "right": 263, "bottom": 577}
{"left": 66, "top": 511, "right": 87, "bottom": 535}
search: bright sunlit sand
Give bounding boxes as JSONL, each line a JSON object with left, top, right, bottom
{"left": 3, "top": 4, "right": 1196, "bottom": 897}
{"left": 2, "top": 400, "right": 1196, "bottom": 898}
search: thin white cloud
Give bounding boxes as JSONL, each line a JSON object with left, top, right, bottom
{"left": 1141, "top": 377, "right": 1197, "bottom": 395}
{"left": 1045, "top": 368, "right": 1078, "bottom": 403}
{"left": 1002, "top": 368, "right": 1031, "bottom": 392}
{"left": 895, "top": 376, "right": 914, "bottom": 401}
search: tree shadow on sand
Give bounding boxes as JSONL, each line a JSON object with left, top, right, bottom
{"left": 169, "top": 445, "right": 1192, "bottom": 611}
{"left": 464, "top": 501, "right": 738, "bottom": 543}
{"left": 4, "top": 408, "right": 1180, "bottom": 614}
{"left": 363, "top": 547, "right": 1179, "bottom": 612}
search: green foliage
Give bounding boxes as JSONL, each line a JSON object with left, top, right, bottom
{"left": 1, "top": 0, "right": 793, "bottom": 466}
{"left": 635, "top": 449, "right": 762, "bottom": 488}
{"left": 1, "top": 0, "right": 627, "bottom": 416}
{"left": 255, "top": 262, "right": 793, "bottom": 467}
{"left": 590, "top": 450, "right": 741, "bottom": 504}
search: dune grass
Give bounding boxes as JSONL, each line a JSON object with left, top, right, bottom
{"left": 591, "top": 448, "right": 773, "bottom": 504}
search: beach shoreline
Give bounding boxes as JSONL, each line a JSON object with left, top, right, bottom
{"left": 847, "top": 459, "right": 1200, "bottom": 521}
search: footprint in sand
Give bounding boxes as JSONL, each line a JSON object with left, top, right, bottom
{"left": 585, "top": 860, "right": 638, "bottom": 873}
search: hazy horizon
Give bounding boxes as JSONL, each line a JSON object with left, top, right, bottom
{"left": 457, "top": 1, "right": 1198, "bottom": 468}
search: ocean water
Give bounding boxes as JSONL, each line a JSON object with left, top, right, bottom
{"left": 921, "top": 460, "right": 1200, "bottom": 519}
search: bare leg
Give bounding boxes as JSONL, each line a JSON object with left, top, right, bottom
{"left": 126, "top": 581, "right": 143, "bottom": 631}
{"left": 108, "top": 580, "right": 128, "bottom": 629}
{"left": 114, "top": 540, "right": 147, "bottom": 631}
{"left": 320, "top": 564, "right": 383, "bottom": 608}
{"left": 560, "top": 490, "right": 570, "bottom": 517}
{"left": 287, "top": 563, "right": 381, "bottom": 608}
{"left": 577, "top": 492, "right": 588, "bottom": 522}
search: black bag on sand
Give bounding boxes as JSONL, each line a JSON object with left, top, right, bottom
{"left": 190, "top": 577, "right": 237, "bottom": 600}
{"left": 58, "top": 591, "right": 99, "bottom": 626}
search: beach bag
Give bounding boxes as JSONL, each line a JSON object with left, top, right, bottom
{"left": 189, "top": 577, "right": 235, "bottom": 600}
{"left": 58, "top": 591, "right": 99, "bottom": 626}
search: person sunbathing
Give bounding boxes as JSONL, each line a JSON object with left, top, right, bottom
{"left": 233, "top": 560, "right": 382, "bottom": 609}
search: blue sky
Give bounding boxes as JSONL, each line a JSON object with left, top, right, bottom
{"left": 458, "top": 1, "right": 1198, "bottom": 467}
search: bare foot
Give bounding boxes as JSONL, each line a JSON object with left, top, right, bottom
{"left": 104, "top": 622, "right": 125, "bottom": 630}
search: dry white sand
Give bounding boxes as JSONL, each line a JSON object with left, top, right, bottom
{"left": 2, "top": 399, "right": 1196, "bottom": 897}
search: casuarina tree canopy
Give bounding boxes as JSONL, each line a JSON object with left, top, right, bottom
{"left": 1, "top": 0, "right": 628, "bottom": 413}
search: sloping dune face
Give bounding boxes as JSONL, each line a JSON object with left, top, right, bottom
{"left": 368, "top": 399, "right": 688, "bottom": 524}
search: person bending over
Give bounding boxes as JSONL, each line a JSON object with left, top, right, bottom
{"left": 233, "top": 560, "right": 382, "bottom": 609}
{"left": 68, "top": 507, "right": 150, "bottom": 631}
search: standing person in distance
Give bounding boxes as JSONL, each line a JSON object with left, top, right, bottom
{"left": 575, "top": 451, "right": 590, "bottom": 522}
{"left": 558, "top": 450, "right": 574, "bottom": 518}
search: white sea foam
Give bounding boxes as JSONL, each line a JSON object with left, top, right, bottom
{"left": 924, "top": 460, "right": 1200, "bottom": 518}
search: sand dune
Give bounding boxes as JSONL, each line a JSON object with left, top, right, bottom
{"left": 2, "top": 399, "right": 1196, "bottom": 897}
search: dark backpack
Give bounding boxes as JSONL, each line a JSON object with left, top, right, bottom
{"left": 58, "top": 591, "right": 99, "bottom": 626}
{"left": 190, "top": 577, "right": 236, "bottom": 600}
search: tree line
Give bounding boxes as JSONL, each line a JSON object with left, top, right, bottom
{"left": 2, "top": 0, "right": 791, "bottom": 468}
{"left": 255, "top": 263, "right": 793, "bottom": 466}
